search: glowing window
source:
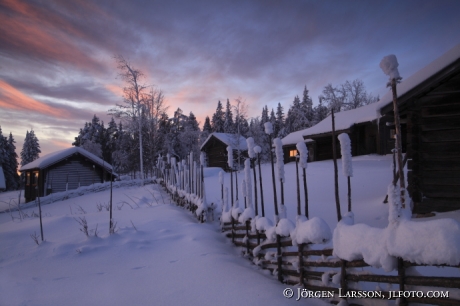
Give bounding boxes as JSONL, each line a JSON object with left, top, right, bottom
{"left": 289, "top": 150, "right": 298, "bottom": 157}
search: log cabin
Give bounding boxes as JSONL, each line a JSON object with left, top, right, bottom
{"left": 19, "top": 147, "right": 115, "bottom": 202}
{"left": 377, "top": 44, "right": 460, "bottom": 214}
{"left": 200, "top": 133, "right": 248, "bottom": 171}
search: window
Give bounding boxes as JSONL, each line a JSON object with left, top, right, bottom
{"left": 26, "top": 173, "right": 30, "bottom": 185}
{"left": 289, "top": 150, "right": 298, "bottom": 157}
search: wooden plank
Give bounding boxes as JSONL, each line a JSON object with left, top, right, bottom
{"left": 421, "top": 102, "right": 460, "bottom": 117}
{"left": 420, "top": 176, "right": 460, "bottom": 186}
{"left": 406, "top": 297, "right": 460, "bottom": 306}
{"left": 418, "top": 160, "right": 460, "bottom": 171}
{"left": 303, "top": 249, "right": 334, "bottom": 256}
{"left": 415, "top": 198, "right": 460, "bottom": 213}
{"left": 419, "top": 184, "right": 460, "bottom": 198}
{"left": 405, "top": 276, "right": 460, "bottom": 288}
{"left": 420, "top": 115, "right": 460, "bottom": 131}
{"left": 346, "top": 274, "right": 399, "bottom": 284}
{"left": 304, "top": 260, "right": 342, "bottom": 268}
{"left": 421, "top": 129, "right": 460, "bottom": 142}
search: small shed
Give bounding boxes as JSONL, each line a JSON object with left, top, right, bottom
{"left": 200, "top": 133, "right": 248, "bottom": 171}
{"left": 377, "top": 43, "right": 460, "bottom": 214}
{"left": 20, "top": 147, "right": 116, "bottom": 202}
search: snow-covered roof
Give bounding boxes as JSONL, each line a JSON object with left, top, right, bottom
{"left": 0, "top": 166, "right": 5, "bottom": 189}
{"left": 282, "top": 103, "right": 380, "bottom": 145}
{"left": 200, "top": 133, "right": 248, "bottom": 151}
{"left": 282, "top": 44, "right": 460, "bottom": 146}
{"left": 375, "top": 43, "right": 460, "bottom": 112}
{"left": 20, "top": 147, "right": 114, "bottom": 173}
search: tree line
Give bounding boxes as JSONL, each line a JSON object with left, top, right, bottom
{"left": 0, "top": 127, "right": 41, "bottom": 191}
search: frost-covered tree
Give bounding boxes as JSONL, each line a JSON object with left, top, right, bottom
{"left": 200, "top": 116, "right": 212, "bottom": 145}
{"left": 285, "top": 95, "right": 309, "bottom": 134}
{"left": 275, "top": 103, "right": 286, "bottom": 138}
{"left": 211, "top": 100, "right": 225, "bottom": 133}
{"left": 301, "top": 85, "right": 314, "bottom": 124}
{"left": 223, "top": 99, "right": 235, "bottom": 133}
{"left": 319, "top": 79, "right": 378, "bottom": 113}
{"left": 0, "top": 128, "right": 19, "bottom": 190}
{"left": 312, "top": 97, "right": 329, "bottom": 125}
{"left": 20, "top": 130, "right": 41, "bottom": 167}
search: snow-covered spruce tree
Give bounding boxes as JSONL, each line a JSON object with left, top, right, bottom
{"left": 312, "top": 97, "right": 329, "bottom": 126}
{"left": 178, "top": 111, "right": 200, "bottom": 161}
{"left": 211, "top": 100, "right": 225, "bottom": 133}
{"left": 301, "top": 85, "right": 314, "bottom": 125}
{"left": 200, "top": 116, "right": 212, "bottom": 145}
{"left": 5, "top": 132, "right": 20, "bottom": 190}
{"left": 285, "top": 95, "right": 309, "bottom": 134}
{"left": 20, "top": 130, "right": 41, "bottom": 167}
{"left": 275, "top": 102, "right": 286, "bottom": 138}
{"left": 223, "top": 99, "right": 235, "bottom": 133}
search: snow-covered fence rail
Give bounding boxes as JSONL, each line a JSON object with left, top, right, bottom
{"left": 157, "top": 159, "right": 212, "bottom": 223}
{"left": 222, "top": 220, "right": 460, "bottom": 306}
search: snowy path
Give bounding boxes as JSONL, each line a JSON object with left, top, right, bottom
{"left": 0, "top": 184, "right": 327, "bottom": 306}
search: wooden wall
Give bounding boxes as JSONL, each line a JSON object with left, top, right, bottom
{"left": 24, "top": 154, "right": 111, "bottom": 202}
{"left": 407, "top": 93, "right": 460, "bottom": 213}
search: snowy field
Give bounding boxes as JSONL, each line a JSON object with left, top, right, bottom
{"left": 1, "top": 154, "right": 460, "bottom": 305}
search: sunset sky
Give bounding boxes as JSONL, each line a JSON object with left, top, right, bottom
{"left": 1, "top": 0, "right": 460, "bottom": 159}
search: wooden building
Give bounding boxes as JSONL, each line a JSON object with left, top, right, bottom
{"left": 20, "top": 147, "right": 115, "bottom": 202}
{"left": 200, "top": 133, "right": 248, "bottom": 171}
{"left": 0, "top": 166, "right": 5, "bottom": 191}
{"left": 281, "top": 103, "right": 394, "bottom": 163}
{"left": 378, "top": 44, "right": 460, "bottom": 214}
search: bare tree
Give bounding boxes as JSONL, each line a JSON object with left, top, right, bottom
{"left": 111, "top": 55, "right": 148, "bottom": 180}
{"left": 320, "top": 79, "right": 378, "bottom": 113}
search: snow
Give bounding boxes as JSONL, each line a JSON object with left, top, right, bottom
{"left": 264, "top": 122, "right": 273, "bottom": 135}
{"left": 253, "top": 145, "right": 262, "bottom": 154}
{"left": 386, "top": 218, "right": 460, "bottom": 266}
{"left": 337, "top": 133, "right": 353, "bottom": 177}
{"left": 1, "top": 183, "right": 325, "bottom": 306}
{"left": 379, "top": 54, "right": 401, "bottom": 80}
{"left": 3, "top": 153, "right": 460, "bottom": 304}
{"left": 273, "top": 138, "right": 284, "bottom": 183}
{"left": 296, "top": 141, "right": 308, "bottom": 169}
{"left": 200, "top": 133, "right": 248, "bottom": 151}
{"left": 291, "top": 217, "right": 332, "bottom": 245}
{"left": 20, "top": 146, "right": 114, "bottom": 173}
{"left": 226, "top": 145, "right": 233, "bottom": 168}
{"left": 0, "top": 166, "right": 5, "bottom": 189}
{"left": 275, "top": 218, "right": 295, "bottom": 237}
{"left": 333, "top": 212, "right": 396, "bottom": 272}
{"left": 246, "top": 137, "right": 255, "bottom": 158}
{"left": 244, "top": 159, "right": 252, "bottom": 208}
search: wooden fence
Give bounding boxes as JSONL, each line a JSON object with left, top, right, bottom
{"left": 222, "top": 220, "right": 460, "bottom": 306}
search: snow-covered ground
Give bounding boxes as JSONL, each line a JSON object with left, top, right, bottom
{"left": 1, "top": 154, "right": 459, "bottom": 305}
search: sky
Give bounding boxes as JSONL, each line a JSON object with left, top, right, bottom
{"left": 1, "top": 0, "right": 460, "bottom": 160}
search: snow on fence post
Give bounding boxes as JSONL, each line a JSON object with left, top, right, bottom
{"left": 380, "top": 54, "right": 406, "bottom": 212}
{"left": 247, "top": 137, "right": 258, "bottom": 216}
{"left": 219, "top": 170, "right": 224, "bottom": 213}
{"left": 296, "top": 141, "right": 309, "bottom": 219}
{"left": 338, "top": 133, "right": 353, "bottom": 212}
{"left": 331, "top": 109, "right": 342, "bottom": 222}
{"left": 274, "top": 138, "right": 286, "bottom": 219}
{"left": 227, "top": 146, "right": 234, "bottom": 207}
{"left": 244, "top": 159, "right": 252, "bottom": 210}
{"left": 265, "top": 122, "right": 279, "bottom": 222}
{"left": 254, "top": 145, "right": 265, "bottom": 217}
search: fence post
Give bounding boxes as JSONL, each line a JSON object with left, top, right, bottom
{"left": 298, "top": 243, "right": 305, "bottom": 287}
{"left": 276, "top": 234, "right": 283, "bottom": 283}
{"left": 340, "top": 260, "right": 347, "bottom": 303}
{"left": 398, "top": 258, "right": 407, "bottom": 306}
